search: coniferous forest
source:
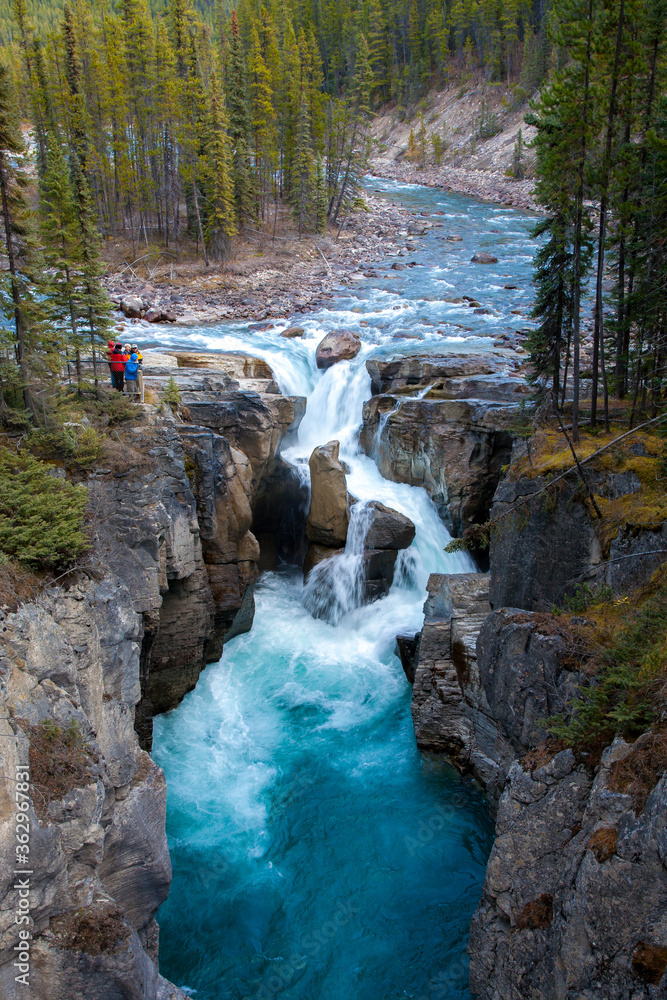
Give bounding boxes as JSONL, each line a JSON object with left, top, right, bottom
{"left": 0, "top": 0, "right": 663, "bottom": 436}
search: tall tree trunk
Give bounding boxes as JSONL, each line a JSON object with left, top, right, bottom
{"left": 571, "top": 0, "right": 594, "bottom": 443}
{"left": 192, "top": 177, "right": 209, "bottom": 267}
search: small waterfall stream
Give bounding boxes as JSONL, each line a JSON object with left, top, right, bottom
{"left": 151, "top": 179, "right": 539, "bottom": 999}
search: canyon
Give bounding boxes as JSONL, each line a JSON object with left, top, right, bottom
{"left": 1, "top": 178, "right": 665, "bottom": 1000}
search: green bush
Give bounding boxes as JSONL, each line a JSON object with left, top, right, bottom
{"left": 162, "top": 376, "right": 180, "bottom": 408}
{"left": 549, "top": 588, "right": 667, "bottom": 751}
{"left": 90, "top": 392, "right": 138, "bottom": 426}
{"left": 0, "top": 449, "right": 89, "bottom": 569}
{"left": 28, "top": 424, "right": 102, "bottom": 470}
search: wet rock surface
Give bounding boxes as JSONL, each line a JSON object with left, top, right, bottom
{"left": 364, "top": 501, "right": 416, "bottom": 550}
{"left": 306, "top": 441, "right": 350, "bottom": 547}
{"left": 315, "top": 329, "right": 362, "bottom": 369}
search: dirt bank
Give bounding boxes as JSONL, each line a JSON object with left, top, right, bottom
{"left": 370, "top": 82, "right": 538, "bottom": 211}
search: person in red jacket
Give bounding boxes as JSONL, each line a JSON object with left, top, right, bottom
{"left": 106, "top": 339, "right": 116, "bottom": 385}
{"left": 109, "top": 343, "right": 128, "bottom": 392}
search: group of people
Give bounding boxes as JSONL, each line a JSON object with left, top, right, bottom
{"left": 108, "top": 341, "right": 144, "bottom": 402}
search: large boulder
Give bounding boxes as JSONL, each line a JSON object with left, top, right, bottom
{"left": 471, "top": 252, "right": 498, "bottom": 264}
{"left": 364, "top": 501, "right": 416, "bottom": 550}
{"left": 315, "top": 329, "right": 361, "bottom": 369}
{"left": 306, "top": 440, "right": 350, "bottom": 546}
{"left": 121, "top": 295, "right": 144, "bottom": 318}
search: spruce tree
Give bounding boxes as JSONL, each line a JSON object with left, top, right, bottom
{"left": 227, "top": 10, "right": 256, "bottom": 227}
{"left": 0, "top": 63, "right": 46, "bottom": 409}
{"left": 203, "top": 80, "right": 237, "bottom": 260}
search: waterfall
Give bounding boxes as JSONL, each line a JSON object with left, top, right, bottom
{"left": 152, "top": 176, "right": 539, "bottom": 1000}
{"left": 302, "top": 502, "right": 374, "bottom": 624}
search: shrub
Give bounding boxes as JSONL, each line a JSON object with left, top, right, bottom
{"left": 28, "top": 424, "right": 102, "bottom": 470}
{"left": 549, "top": 587, "right": 667, "bottom": 752}
{"left": 92, "top": 392, "right": 138, "bottom": 426}
{"left": 0, "top": 554, "right": 41, "bottom": 610}
{"left": 0, "top": 449, "right": 89, "bottom": 569}
{"left": 162, "top": 376, "right": 180, "bottom": 408}
{"left": 23, "top": 717, "right": 98, "bottom": 820}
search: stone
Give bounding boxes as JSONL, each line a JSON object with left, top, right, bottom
{"left": 169, "top": 352, "right": 274, "bottom": 380}
{"left": 395, "top": 633, "right": 420, "bottom": 683}
{"left": 144, "top": 307, "right": 164, "bottom": 323}
{"left": 470, "top": 750, "right": 667, "bottom": 1000}
{"left": 391, "top": 262, "right": 406, "bottom": 270}
{"left": 315, "top": 329, "right": 361, "bottom": 369}
{"left": 303, "top": 543, "right": 343, "bottom": 579}
{"left": 471, "top": 252, "right": 498, "bottom": 264}
{"left": 447, "top": 235, "right": 463, "bottom": 241}
{"left": 365, "top": 354, "right": 502, "bottom": 396}
{"left": 489, "top": 476, "right": 603, "bottom": 610}
{"left": 281, "top": 326, "right": 305, "bottom": 338}
{"left": 364, "top": 501, "right": 416, "bottom": 550}
{"left": 361, "top": 393, "right": 517, "bottom": 536}
{"left": 121, "top": 295, "right": 144, "bottom": 318}
{"left": 306, "top": 440, "right": 350, "bottom": 546}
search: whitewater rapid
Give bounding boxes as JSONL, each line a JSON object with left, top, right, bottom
{"left": 151, "top": 178, "right": 539, "bottom": 1000}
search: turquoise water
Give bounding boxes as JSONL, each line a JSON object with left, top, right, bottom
{"left": 151, "top": 179, "right": 538, "bottom": 999}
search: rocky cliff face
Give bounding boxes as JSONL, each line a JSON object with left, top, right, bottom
{"left": 360, "top": 354, "right": 527, "bottom": 535}
{"left": 470, "top": 738, "right": 667, "bottom": 1000}
{"left": 488, "top": 443, "right": 667, "bottom": 610}
{"left": 407, "top": 431, "right": 667, "bottom": 998}
{"left": 409, "top": 574, "right": 667, "bottom": 997}
{"left": 0, "top": 360, "right": 305, "bottom": 999}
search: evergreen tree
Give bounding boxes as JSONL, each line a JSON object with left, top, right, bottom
{"left": 0, "top": 63, "right": 46, "bottom": 409}
{"left": 203, "top": 80, "right": 236, "bottom": 260}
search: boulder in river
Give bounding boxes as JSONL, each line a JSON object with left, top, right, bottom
{"left": 364, "top": 501, "right": 416, "bottom": 550}
{"left": 281, "top": 326, "right": 305, "bottom": 339}
{"left": 121, "top": 295, "right": 144, "bottom": 318}
{"left": 306, "top": 440, "right": 350, "bottom": 546}
{"left": 315, "top": 329, "right": 361, "bottom": 369}
{"left": 471, "top": 252, "right": 498, "bottom": 264}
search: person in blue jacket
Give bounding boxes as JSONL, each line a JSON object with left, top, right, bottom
{"left": 124, "top": 352, "right": 140, "bottom": 398}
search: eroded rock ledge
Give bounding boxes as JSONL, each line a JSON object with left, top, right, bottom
{"left": 0, "top": 355, "right": 305, "bottom": 999}
{"left": 361, "top": 353, "right": 529, "bottom": 536}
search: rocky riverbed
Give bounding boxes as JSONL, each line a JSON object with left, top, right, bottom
{"left": 103, "top": 194, "right": 439, "bottom": 327}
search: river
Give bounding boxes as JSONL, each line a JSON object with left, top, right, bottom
{"left": 150, "top": 178, "right": 539, "bottom": 1000}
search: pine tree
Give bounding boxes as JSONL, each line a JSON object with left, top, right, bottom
{"left": 226, "top": 10, "right": 256, "bottom": 227}
{"left": 203, "top": 79, "right": 237, "bottom": 260}
{"left": 510, "top": 128, "right": 523, "bottom": 178}
{"left": 416, "top": 114, "right": 427, "bottom": 168}
{"left": 314, "top": 153, "right": 327, "bottom": 233}
{"left": 291, "top": 93, "right": 314, "bottom": 235}
{"left": 0, "top": 63, "right": 46, "bottom": 409}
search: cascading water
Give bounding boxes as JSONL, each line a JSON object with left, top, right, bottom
{"left": 302, "top": 502, "right": 374, "bottom": 623}
{"left": 151, "top": 178, "right": 539, "bottom": 999}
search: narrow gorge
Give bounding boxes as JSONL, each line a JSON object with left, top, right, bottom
{"left": 2, "top": 178, "right": 665, "bottom": 1000}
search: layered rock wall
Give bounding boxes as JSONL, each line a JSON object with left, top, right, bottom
{"left": 360, "top": 355, "right": 526, "bottom": 535}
